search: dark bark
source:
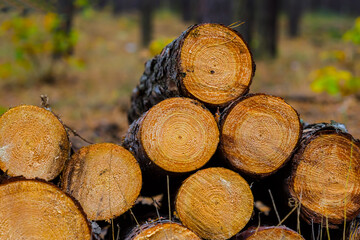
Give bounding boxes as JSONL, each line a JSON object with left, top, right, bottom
{"left": 127, "top": 27, "right": 188, "bottom": 123}
{"left": 123, "top": 114, "right": 150, "bottom": 172}
{"left": 128, "top": 23, "right": 255, "bottom": 123}
{"left": 256, "top": 0, "right": 279, "bottom": 58}
{"left": 288, "top": 122, "right": 360, "bottom": 226}
{"left": 123, "top": 113, "right": 190, "bottom": 196}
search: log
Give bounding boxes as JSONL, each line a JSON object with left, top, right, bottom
{"left": 348, "top": 218, "right": 360, "bottom": 240}
{"left": 219, "top": 94, "right": 301, "bottom": 177}
{"left": 126, "top": 220, "right": 201, "bottom": 240}
{"left": 234, "top": 226, "right": 304, "bottom": 239}
{"left": 0, "top": 105, "right": 70, "bottom": 181}
{"left": 288, "top": 122, "right": 360, "bottom": 226}
{"left": 0, "top": 179, "right": 91, "bottom": 239}
{"left": 175, "top": 167, "right": 254, "bottom": 240}
{"left": 61, "top": 143, "right": 142, "bottom": 221}
{"left": 123, "top": 97, "right": 219, "bottom": 174}
{"left": 128, "top": 23, "right": 255, "bottom": 123}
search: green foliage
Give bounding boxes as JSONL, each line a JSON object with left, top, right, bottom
{"left": 0, "top": 12, "right": 84, "bottom": 85}
{"left": 303, "top": 12, "right": 355, "bottom": 44}
{"left": 310, "top": 17, "right": 360, "bottom": 97}
{"left": 149, "top": 37, "right": 175, "bottom": 56}
{"left": 310, "top": 66, "right": 360, "bottom": 96}
{"left": 0, "top": 106, "right": 7, "bottom": 116}
{"left": 75, "top": 0, "right": 94, "bottom": 19}
{"left": 343, "top": 17, "right": 360, "bottom": 45}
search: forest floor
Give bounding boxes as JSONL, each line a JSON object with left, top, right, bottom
{"left": 0, "top": 9, "right": 359, "bottom": 148}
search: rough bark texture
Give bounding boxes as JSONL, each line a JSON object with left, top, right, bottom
{"left": 0, "top": 105, "right": 70, "bottom": 181}
{"left": 125, "top": 220, "right": 200, "bottom": 240}
{"left": 234, "top": 226, "right": 304, "bottom": 239}
{"left": 0, "top": 178, "right": 91, "bottom": 239}
{"left": 175, "top": 167, "right": 254, "bottom": 240}
{"left": 219, "top": 93, "right": 301, "bottom": 177}
{"left": 61, "top": 143, "right": 142, "bottom": 221}
{"left": 128, "top": 23, "right": 255, "bottom": 123}
{"left": 124, "top": 97, "right": 219, "bottom": 174}
{"left": 289, "top": 122, "right": 360, "bottom": 226}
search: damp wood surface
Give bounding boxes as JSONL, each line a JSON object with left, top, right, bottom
{"left": 175, "top": 167, "right": 254, "bottom": 240}
{"left": 124, "top": 97, "right": 219, "bottom": 174}
{"left": 289, "top": 123, "right": 360, "bottom": 226}
{"left": 61, "top": 143, "right": 142, "bottom": 221}
{"left": 0, "top": 179, "right": 91, "bottom": 240}
{"left": 0, "top": 105, "right": 70, "bottom": 181}
{"left": 219, "top": 93, "right": 301, "bottom": 177}
{"left": 128, "top": 23, "right": 255, "bottom": 123}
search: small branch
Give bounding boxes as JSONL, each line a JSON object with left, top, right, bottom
{"left": 64, "top": 124, "right": 93, "bottom": 145}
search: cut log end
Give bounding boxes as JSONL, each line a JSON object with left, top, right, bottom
{"left": 62, "top": 143, "right": 142, "bottom": 221}
{"left": 290, "top": 130, "right": 360, "bottom": 225}
{"left": 175, "top": 167, "right": 253, "bottom": 240}
{"left": 140, "top": 97, "right": 219, "bottom": 173}
{"left": 180, "top": 23, "right": 254, "bottom": 105}
{"left": 127, "top": 221, "right": 201, "bottom": 240}
{"left": 0, "top": 179, "right": 91, "bottom": 240}
{"left": 236, "top": 226, "right": 304, "bottom": 239}
{"left": 0, "top": 105, "right": 70, "bottom": 181}
{"left": 220, "top": 94, "right": 301, "bottom": 176}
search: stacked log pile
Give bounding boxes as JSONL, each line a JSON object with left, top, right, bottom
{"left": 0, "top": 23, "right": 359, "bottom": 239}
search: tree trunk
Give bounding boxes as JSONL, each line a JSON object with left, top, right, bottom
{"left": 61, "top": 143, "right": 142, "bottom": 221}
{"left": 198, "top": 0, "right": 233, "bottom": 25}
{"left": 256, "top": 0, "right": 279, "bottom": 58}
{"left": 175, "top": 167, "right": 254, "bottom": 240}
{"left": 126, "top": 220, "right": 201, "bottom": 239}
{"left": 219, "top": 94, "right": 301, "bottom": 177}
{"left": 140, "top": 0, "right": 153, "bottom": 47}
{"left": 288, "top": 122, "right": 360, "bottom": 226}
{"left": 94, "top": 0, "right": 109, "bottom": 10}
{"left": 124, "top": 97, "right": 219, "bottom": 174}
{"left": 53, "top": 0, "right": 74, "bottom": 59}
{"left": 112, "top": 0, "right": 125, "bottom": 14}
{"left": 0, "top": 179, "right": 91, "bottom": 239}
{"left": 234, "top": 226, "right": 304, "bottom": 239}
{"left": 235, "top": 0, "right": 255, "bottom": 46}
{"left": 286, "top": 0, "right": 303, "bottom": 38}
{"left": 0, "top": 105, "right": 70, "bottom": 181}
{"left": 128, "top": 23, "right": 255, "bottom": 123}
{"left": 181, "top": 0, "right": 199, "bottom": 22}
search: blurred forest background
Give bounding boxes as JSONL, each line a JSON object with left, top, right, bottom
{"left": 0, "top": 0, "right": 359, "bottom": 148}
